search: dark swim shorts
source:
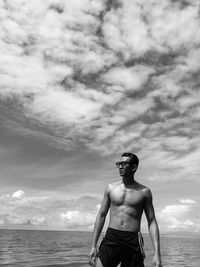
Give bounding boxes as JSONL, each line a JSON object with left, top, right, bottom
{"left": 98, "top": 227, "right": 145, "bottom": 267}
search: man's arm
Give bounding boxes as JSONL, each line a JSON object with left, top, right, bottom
{"left": 89, "top": 185, "right": 110, "bottom": 266}
{"left": 144, "top": 188, "right": 162, "bottom": 267}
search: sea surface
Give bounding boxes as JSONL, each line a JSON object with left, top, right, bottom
{"left": 0, "top": 229, "right": 199, "bottom": 267}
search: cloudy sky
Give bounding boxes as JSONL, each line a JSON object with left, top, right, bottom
{"left": 0, "top": 0, "right": 200, "bottom": 233}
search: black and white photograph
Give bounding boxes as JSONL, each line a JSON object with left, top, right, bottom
{"left": 0, "top": 0, "right": 200, "bottom": 266}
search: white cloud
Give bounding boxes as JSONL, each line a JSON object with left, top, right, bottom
{"left": 30, "top": 216, "right": 47, "bottom": 226}
{"left": 159, "top": 205, "right": 190, "bottom": 218}
{"left": 156, "top": 202, "right": 200, "bottom": 232}
{"left": 177, "top": 94, "right": 200, "bottom": 110}
{"left": 0, "top": 0, "right": 200, "bottom": 192}
{"left": 148, "top": 1, "right": 200, "bottom": 49}
{"left": 102, "top": 65, "right": 154, "bottom": 91}
{"left": 12, "top": 190, "right": 25, "bottom": 199}
{"left": 102, "top": 1, "right": 164, "bottom": 57}
{"left": 184, "top": 219, "right": 194, "bottom": 226}
{"left": 0, "top": 191, "right": 99, "bottom": 229}
{"left": 31, "top": 87, "right": 102, "bottom": 124}
{"left": 180, "top": 199, "right": 197, "bottom": 204}
{"left": 60, "top": 210, "right": 95, "bottom": 228}
{"left": 6, "top": 215, "right": 28, "bottom": 225}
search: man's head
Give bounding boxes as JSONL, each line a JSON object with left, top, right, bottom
{"left": 116, "top": 152, "right": 139, "bottom": 177}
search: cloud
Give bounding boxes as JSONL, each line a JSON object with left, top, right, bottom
{"left": 0, "top": 190, "right": 100, "bottom": 230}
{"left": 184, "top": 219, "right": 194, "bottom": 226}
{"left": 157, "top": 200, "right": 200, "bottom": 232}
{"left": 102, "top": 65, "right": 155, "bottom": 91}
{"left": 0, "top": 0, "right": 200, "bottom": 186}
{"left": 29, "top": 216, "right": 47, "bottom": 226}
{"left": 60, "top": 210, "right": 95, "bottom": 228}
{"left": 180, "top": 199, "right": 197, "bottom": 204}
{"left": 11, "top": 190, "right": 25, "bottom": 199}
{"left": 1, "top": 189, "right": 199, "bottom": 232}
{"left": 149, "top": 1, "right": 200, "bottom": 49}
{"left": 159, "top": 204, "right": 190, "bottom": 218}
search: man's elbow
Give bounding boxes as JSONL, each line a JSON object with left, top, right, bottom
{"left": 148, "top": 217, "right": 158, "bottom": 228}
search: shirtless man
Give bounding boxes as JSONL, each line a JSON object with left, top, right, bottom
{"left": 89, "top": 152, "right": 162, "bottom": 267}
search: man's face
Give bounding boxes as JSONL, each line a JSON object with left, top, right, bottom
{"left": 117, "top": 156, "right": 133, "bottom": 177}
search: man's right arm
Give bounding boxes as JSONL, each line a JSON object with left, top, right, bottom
{"left": 89, "top": 185, "right": 111, "bottom": 266}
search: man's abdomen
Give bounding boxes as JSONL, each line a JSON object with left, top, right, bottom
{"left": 108, "top": 206, "right": 142, "bottom": 232}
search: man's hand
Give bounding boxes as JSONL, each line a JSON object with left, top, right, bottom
{"left": 152, "top": 254, "right": 162, "bottom": 267}
{"left": 89, "top": 247, "right": 98, "bottom": 266}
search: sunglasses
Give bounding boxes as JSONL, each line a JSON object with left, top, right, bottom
{"left": 116, "top": 161, "right": 131, "bottom": 168}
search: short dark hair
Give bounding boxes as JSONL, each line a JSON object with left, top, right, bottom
{"left": 121, "top": 152, "right": 139, "bottom": 166}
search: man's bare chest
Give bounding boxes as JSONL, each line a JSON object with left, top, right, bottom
{"left": 109, "top": 187, "right": 144, "bottom": 207}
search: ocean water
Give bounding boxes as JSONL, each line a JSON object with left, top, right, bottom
{"left": 0, "top": 229, "right": 199, "bottom": 267}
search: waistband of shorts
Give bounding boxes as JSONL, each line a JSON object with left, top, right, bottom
{"left": 106, "top": 227, "right": 140, "bottom": 236}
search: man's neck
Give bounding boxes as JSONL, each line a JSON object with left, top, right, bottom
{"left": 122, "top": 174, "right": 135, "bottom": 187}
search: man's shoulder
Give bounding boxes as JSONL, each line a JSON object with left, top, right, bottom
{"left": 135, "top": 182, "right": 150, "bottom": 191}
{"left": 138, "top": 183, "right": 152, "bottom": 197}
{"left": 105, "top": 181, "right": 121, "bottom": 192}
{"left": 134, "top": 182, "right": 152, "bottom": 195}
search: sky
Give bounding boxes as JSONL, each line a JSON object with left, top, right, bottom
{"left": 0, "top": 0, "right": 200, "bottom": 234}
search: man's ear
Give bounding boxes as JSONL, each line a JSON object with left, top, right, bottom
{"left": 132, "top": 164, "right": 137, "bottom": 171}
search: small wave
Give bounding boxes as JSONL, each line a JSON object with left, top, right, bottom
{"left": 34, "top": 262, "right": 88, "bottom": 267}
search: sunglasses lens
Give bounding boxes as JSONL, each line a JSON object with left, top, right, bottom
{"left": 116, "top": 162, "right": 125, "bottom": 168}
{"left": 116, "top": 161, "right": 130, "bottom": 168}
{"left": 116, "top": 162, "right": 120, "bottom": 168}
{"left": 121, "top": 162, "right": 125, "bottom": 168}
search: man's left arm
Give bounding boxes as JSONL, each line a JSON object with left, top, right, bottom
{"left": 144, "top": 188, "right": 162, "bottom": 267}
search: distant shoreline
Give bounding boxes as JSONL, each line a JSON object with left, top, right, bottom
{"left": 1, "top": 227, "right": 200, "bottom": 237}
